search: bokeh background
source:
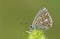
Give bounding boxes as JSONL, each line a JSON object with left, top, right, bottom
{"left": 0, "top": 0, "right": 60, "bottom": 39}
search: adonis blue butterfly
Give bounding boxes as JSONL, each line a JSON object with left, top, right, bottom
{"left": 29, "top": 8, "right": 53, "bottom": 31}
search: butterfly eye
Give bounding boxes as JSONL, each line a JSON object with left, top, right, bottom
{"left": 30, "top": 25, "right": 33, "bottom": 28}
{"left": 29, "top": 25, "right": 35, "bottom": 31}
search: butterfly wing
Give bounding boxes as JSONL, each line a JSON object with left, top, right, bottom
{"left": 32, "top": 8, "right": 53, "bottom": 30}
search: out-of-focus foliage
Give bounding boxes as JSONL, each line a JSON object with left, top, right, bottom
{"left": 28, "top": 30, "right": 46, "bottom": 39}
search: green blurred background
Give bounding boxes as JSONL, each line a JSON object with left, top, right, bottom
{"left": 0, "top": 0, "right": 60, "bottom": 39}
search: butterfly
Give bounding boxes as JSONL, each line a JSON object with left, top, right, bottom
{"left": 29, "top": 8, "right": 53, "bottom": 31}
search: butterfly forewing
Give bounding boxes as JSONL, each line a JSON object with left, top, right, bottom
{"left": 32, "top": 8, "right": 53, "bottom": 30}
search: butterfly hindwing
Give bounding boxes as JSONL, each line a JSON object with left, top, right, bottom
{"left": 32, "top": 8, "right": 53, "bottom": 30}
